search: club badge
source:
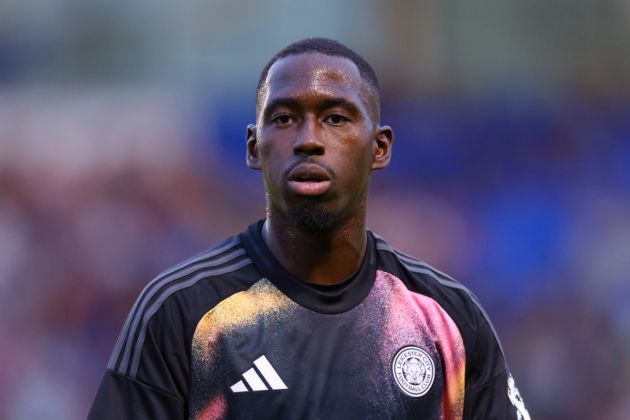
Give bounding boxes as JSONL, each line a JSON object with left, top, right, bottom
{"left": 392, "top": 346, "right": 435, "bottom": 397}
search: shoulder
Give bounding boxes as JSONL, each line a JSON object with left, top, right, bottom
{"left": 371, "top": 230, "right": 478, "bottom": 311}
{"left": 141, "top": 235, "right": 257, "bottom": 312}
{"left": 370, "top": 230, "right": 507, "bottom": 364}
{"left": 107, "top": 235, "right": 260, "bottom": 377}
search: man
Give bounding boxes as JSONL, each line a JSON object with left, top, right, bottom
{"left": 89, "top": 38, "right": 530, "bottom": 419}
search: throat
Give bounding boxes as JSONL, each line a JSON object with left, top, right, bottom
{"left": 262, "top": 218, "right": 366, "bottom": 285}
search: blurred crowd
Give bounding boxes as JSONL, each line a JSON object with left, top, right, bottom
{"left": 0, "top": 90, "right": 628, "bottom": 419}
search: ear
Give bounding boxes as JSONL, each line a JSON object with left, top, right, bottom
{"left": 246, "top": 124, "right": 261, "bottom": 170}
{"left": 371, "top": 125, "right": 394, "bottom": 170}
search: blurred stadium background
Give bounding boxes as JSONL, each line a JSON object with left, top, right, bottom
{"left": 1, "top": 1, "right": 629, "bottom": 419}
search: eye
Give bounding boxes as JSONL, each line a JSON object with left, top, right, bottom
{"left": 271, "top": 114, "right": 294, "bottom": 125}
{"left": 324, "top": 114, "right": 349, "bottom": 126}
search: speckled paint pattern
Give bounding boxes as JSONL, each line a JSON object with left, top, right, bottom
{"left": 190, "top": 271, "right": 465, "bottom": 420}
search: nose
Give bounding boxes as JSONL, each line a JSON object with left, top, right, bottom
{"left": 293, "top": 115, "right": 324, "bottom": 156}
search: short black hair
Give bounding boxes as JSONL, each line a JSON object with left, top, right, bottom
{"left": 256, "top": 38, "right": 380, "bottom": 116}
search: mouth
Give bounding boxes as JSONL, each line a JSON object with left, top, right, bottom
{"left": 287, "top": 164, "right": 332, "bottom": 196}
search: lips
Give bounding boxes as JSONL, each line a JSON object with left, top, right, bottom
{"left": 287, "top": 163, "right": 332, "bottom": 196}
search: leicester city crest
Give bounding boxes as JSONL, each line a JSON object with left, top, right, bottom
{"left": 392, "top": 346, "right": 435, "bottom": 397}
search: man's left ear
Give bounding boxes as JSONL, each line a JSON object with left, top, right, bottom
{"left": 371, "top": 125, "right": 394, "bottom": 170}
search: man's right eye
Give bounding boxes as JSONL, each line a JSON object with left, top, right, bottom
{"left": 271, "top": 114, "right": 294, "bottom": 125}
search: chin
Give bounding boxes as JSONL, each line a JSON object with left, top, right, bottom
{"left": 286, "top": 204, "right": 342, "bottom": 232}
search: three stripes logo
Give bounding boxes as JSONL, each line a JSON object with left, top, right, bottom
{"left": 230, "top": 355, "right": 288, "bottom": 393}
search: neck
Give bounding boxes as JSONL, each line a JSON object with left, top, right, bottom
{"left": 263, "top": 207, "right": 367, "bottom": 286}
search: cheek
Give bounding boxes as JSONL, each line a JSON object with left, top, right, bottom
{"left": 341, "top": 135, "right": 374, "bottom": 168}
{"left": 258, "top": 142, "right": 286, "bottom": 188}
{"left": 335, "top": 144, "right": 373, "bottom": 188}
{"left": 259, "top": 141, "right": 280, "bottom": 168}
{"left": 259, "top": 132, "right": 293, "bottom": 157}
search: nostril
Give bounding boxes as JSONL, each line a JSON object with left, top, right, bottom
{"left": 294, "top": 147, "right": 324, "bottom": 156}
{"left": 293, "top": 141, "right": 325, "bottom": 156}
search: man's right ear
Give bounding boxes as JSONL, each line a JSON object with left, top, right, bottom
{"left": 246, "top": 124, "right": 261, "bottom": 170}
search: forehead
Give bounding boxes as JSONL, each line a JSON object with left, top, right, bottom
{"left": 259, "top": 53, "right": 367, "bottom": 109}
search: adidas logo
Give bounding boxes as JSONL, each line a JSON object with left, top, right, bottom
{"left": 230, "top": 355, "right": 288, "bottom": 393}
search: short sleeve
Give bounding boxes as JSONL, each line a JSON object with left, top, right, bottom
{"left": 466, "top": 371, "right": 530, "bottom": 420}
{"left": 88, "top": 369, "right": 185, "bottom": 420}
{"left": 88, "top": 290, "right": 190, "bottom": 419}
{"left": 464, "top": 301, "right": 531, "bottom": 420}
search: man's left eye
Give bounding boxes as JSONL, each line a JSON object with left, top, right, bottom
{"left": 324, "top": 114, "right": 348, "bottom": 125}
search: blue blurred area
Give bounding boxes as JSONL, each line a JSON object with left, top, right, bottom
{"left": 1, "top": 2, "right": 630, "bottom": 419}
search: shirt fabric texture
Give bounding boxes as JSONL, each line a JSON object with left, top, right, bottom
{"left": 88, "top": 220, "right": 529, "bottom": 420}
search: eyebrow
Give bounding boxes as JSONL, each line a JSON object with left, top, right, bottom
{"left": 319, "top": 98, "right": 361, "bottom": 115}
{"left": 263, "top": 97, "right": 301, "bottom": 119}
{"left": 263, "top": 96, "right": 361, "bottom": 120}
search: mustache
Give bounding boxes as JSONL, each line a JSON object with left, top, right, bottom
{"left": 283, "top": 158, "right": 336, "bottom": 181}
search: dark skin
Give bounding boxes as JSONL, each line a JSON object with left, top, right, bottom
{"left": 247, "top": 52, "right": 393, "bottom": 285}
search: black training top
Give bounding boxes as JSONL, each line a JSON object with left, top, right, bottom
{"left": 88, "top": 220, "right": 530, "bottom": 420}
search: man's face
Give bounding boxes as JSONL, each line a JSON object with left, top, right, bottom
{"left": 247, "top": 53, "right": 392, "bottom": 230}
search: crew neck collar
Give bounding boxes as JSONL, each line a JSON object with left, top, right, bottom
{"left": 239, "top": 220, "right": 377, "bottom": 314}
